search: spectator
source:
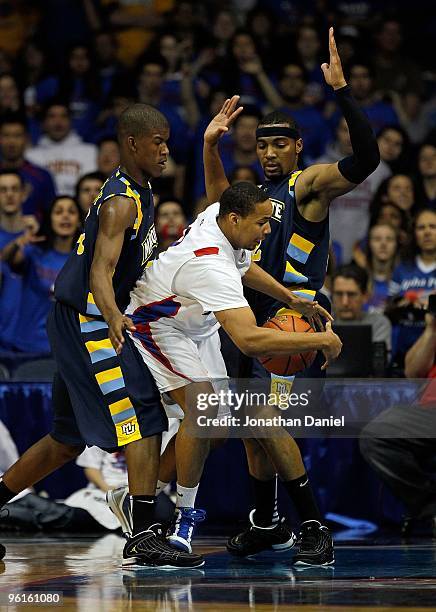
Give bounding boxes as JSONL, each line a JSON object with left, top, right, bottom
{"left": 229, "top": 165, "right": 260, "bottom": 185}
{"left": 348, "top": 62, "right": 398, "bottom": 133}
{"left": 276, "top": 62, "right": 331, "bottom": 162}
{"left": 26, "top": 101, "right": 97, "bottom": 196}
{"left": 221, "top": 30, "right": 270, "bottom": 109}
{"left": 93, "top": 30, "right": 126, "bottom": 103}
{"left": 387, "top": 208, "right": 436, "bottom": 363}
{"left": 377, "top": 125, "right": 410, "bottom": 174}
{"left": 75, "top": 171, "right": 105, "bottom": 214}
{"left": 360, "top": 306, "right": 436, "bottom": 536}
{"left": 212, "top": 9, "right": 237, "bottom": 59}
{"left": 360, "top": 223, "right": 399, "bottom": 313}
{"left": 371, "top": 201, "right": 411, "bottom": 257}
{"left": 295, "top": 25, "right": 325, "bottom": 93}
{"left": 137, "top": 54, "right": 189, "bottom": 198}
{"left": 19, "top": 41, "right": 58, "bottom": 124}
{"left": 193, "top": 108, "right": 263, "bottom": 203}
{"left": 155, "top": 198, "right": 187, "bottom": 252}
{"left": 0, "top": 170, "right": 32, "bottom": 350}
{"left": 0, "top": 74, "right": 23, "bottom": 117}
{"left": 2, "top": 195, "right": 82, "bottom": 353}
{"left": 57, "top": 44, "right": 102, "bottom": 141}
{"left": 332, "top": 264, "right": 392, "bottom": 351}
{"left": 373, "top": 18, "right": 423, "bottom": 96}
{"left": 415, "top": 143, "right": 436, "bottom": 209}
{"left": 371, "top": 174, "right": 416, "bottom": 217}
{"left": 97, "top": 137, "right": 120, "bottom": 177}
{"left": 317, "top": 116, "right": 390, "bottom": 262}
{"left": 0, "top": 113, "right": 56, "bottom": 220}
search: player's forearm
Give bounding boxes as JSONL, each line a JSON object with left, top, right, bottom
{"left": 241, "top": 327, "right": 331, "bottom": 358}
{"left": 256, "top": 71, "right": 284, "bottom": 108}
{"left": 336, "top": 85, "right": 380, "bottom": 184}
{"left": 404, "top": 330, "right": 436, "bottom": 378}
{"left": 243, "top": 262, "right": 291, "bottom": 305}
{"left": 203, "top": 142, "right": 230, "bottom": 204}
{"left": 89, "top": 265, "right": 122, "bottom": 323}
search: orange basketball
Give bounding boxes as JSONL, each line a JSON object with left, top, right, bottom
{"left": 259, "top": 314, "right": 317, "bottom": 376}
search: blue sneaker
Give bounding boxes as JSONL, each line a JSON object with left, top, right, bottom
{"left": 167, "top": 508, "right": 206, "bottom": 553}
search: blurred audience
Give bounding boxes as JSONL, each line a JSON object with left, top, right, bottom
{"left": 332, "top": 264, "right": 392, "bottom": 351}
{"left": 75, "top": 171, "right": 106, "bottom": 214}
{"left": 2, "top": 196, "right": 82, "bottom": 353}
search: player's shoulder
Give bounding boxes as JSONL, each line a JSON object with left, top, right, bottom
{"left": 99, "top": 169, "right": 151, "bottom": 204}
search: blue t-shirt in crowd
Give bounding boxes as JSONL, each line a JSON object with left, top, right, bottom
{"left": 0, "top": 229, "right": 24, "bottom": 350}
{"left": 11, "top": 246, "right": 70, "bottom": 353}
{"left": 365, "top": 278, "right": 390, "bottom": 313}
{"left": 389, "top": 257, "right": 436, "bottom": 362}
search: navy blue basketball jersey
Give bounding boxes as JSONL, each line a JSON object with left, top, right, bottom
{"left": 250, "top": 169, "right": 329, "bottom": 323}
{"left": 55, "top": 168, "right": 157, "bottom": 317}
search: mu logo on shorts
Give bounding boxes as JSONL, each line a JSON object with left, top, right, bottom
{"left": 121, "top": 422, "right": 136, "bottom": 436}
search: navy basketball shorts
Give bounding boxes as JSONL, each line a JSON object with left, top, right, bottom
{"left": 47, "top": 301, "right": 168, "bottom": 452}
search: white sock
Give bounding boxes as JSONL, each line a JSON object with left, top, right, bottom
{"left": 176, "top": 483, "right": 199, "bottom": 508}
{"left": 155, "top": 480, "right": 169, "bottom": 495}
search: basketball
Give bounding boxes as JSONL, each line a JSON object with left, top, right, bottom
{"left": 259, "top": 314, "right": 317, "bottom": 376}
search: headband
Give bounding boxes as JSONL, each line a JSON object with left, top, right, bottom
{"left": 256, "top": 126, "right": 301, "bottom": 140}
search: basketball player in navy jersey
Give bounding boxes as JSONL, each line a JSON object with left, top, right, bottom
{"left": 0, "top": 104, "right": 203, "bottom": 569}
{"left": 204, "top": 28, "right": 380, "bottom": 565}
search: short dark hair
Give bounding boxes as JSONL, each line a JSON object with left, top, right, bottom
{"left": 75, "top": 171, "right": 106, "bottom": 197}
{"left": 0, "top": 112, "right": 27, "bottom": 131}
{"left": 0, "top": 168, "right": 24, "bottom": 185}
{"left": 258, "top": 110, "right": 300, "bottom": 135}
{"left": 218, "top": 181, "right": 268, "bottom": 218}
{"left": 97, "top": 136, "right": 119, "bottom": 149}
{"left": 43, "top": 98, "right": 70, "bottom": 118}
{"left": 117, "top": 103, "right": 169, "bottom": 142}
{"left": 333, "top": 264, "right": 368, "bottom": 293}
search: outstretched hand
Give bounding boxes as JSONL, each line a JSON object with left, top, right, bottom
{"left": 321, "top": 27, "right": 347, "bottom": 91}
{"left": 204, "top": 95, "right": 244, "bottom": 147}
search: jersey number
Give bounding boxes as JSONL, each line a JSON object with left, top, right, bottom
{"left": 77, "top": 233, "right": 85, "bottom": 255}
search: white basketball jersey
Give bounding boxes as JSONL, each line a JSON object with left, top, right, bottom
{"left": 127, "top": 203, "right": 251, "bottom": 340}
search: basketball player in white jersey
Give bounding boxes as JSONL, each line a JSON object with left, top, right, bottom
{"left": 114, "top": 182, "right": 342, "bottom": 553}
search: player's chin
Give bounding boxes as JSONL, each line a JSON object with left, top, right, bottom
{"left": 263, "top": 167, "right": 282, "bottom": 179}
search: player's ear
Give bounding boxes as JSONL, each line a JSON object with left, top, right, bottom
{"left": 127, "top": 136, "right": 136, "bottom": 152}
{"left": 296, "top": 138, "right": 303, "bottom": 154}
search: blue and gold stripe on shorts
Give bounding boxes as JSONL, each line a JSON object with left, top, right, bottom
{"left": 85, "top": 292, "right": 102, "bottom": 316}
{"left": 79, "top": 312, "right": 141, "bottom": 446}
{"left": 283, "top": 261, "right": 308, "bottom": 284}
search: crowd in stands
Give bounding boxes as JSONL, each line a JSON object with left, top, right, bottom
{"left": 0, "top": 0, "right": 435, "bottom": 373}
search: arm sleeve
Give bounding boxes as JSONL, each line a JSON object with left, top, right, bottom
{"left": 173, "top": 256, "right": 249, "bottom": 313}
{"left": 336, "top": 85, "right": 380, "bottom": 184}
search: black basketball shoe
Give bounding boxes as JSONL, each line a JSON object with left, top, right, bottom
{"left": 0, "top": 543, "right": 5, "bottom": 560}
{"left": 227, "top": 510, "right": 296, "bottom": 557}
{"left": 123, "top": 524, "right": 204, "bottom": 568}
{"left": 293, "top": 520, "right": 334, "bottom": 566}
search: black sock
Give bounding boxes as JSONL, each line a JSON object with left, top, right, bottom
{"left": 0, "top": 480, "right": 16, "bottom": 508}
{"left": 250, "top": 475, "right": 279, "bottom": 527}
{"left": 131, "top": 495, "right": 156, "bottom": 535}
{"left": 282, "top": 473, "right": 322, "bottom": 523}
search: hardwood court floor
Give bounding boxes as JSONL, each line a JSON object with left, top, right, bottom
{"left": 0, "top": 533, "right": 435, "bottom": 611}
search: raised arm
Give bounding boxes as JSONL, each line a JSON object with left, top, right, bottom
{"left": 89, "top": 196, "right": 137, "bottom": 353}
{"left": 203, "top": 95, "right": 243, "bottom": 203}
{"left": 295, "top": 27, "right": 380, "bottom": 220}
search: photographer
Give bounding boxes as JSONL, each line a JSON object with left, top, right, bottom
{"left": 360, "top": 295, "right": 436, "bottom": 534}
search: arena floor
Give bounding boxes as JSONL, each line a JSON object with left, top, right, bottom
{"left": 0, "top": 533, "right": 435, "bottom": 610}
